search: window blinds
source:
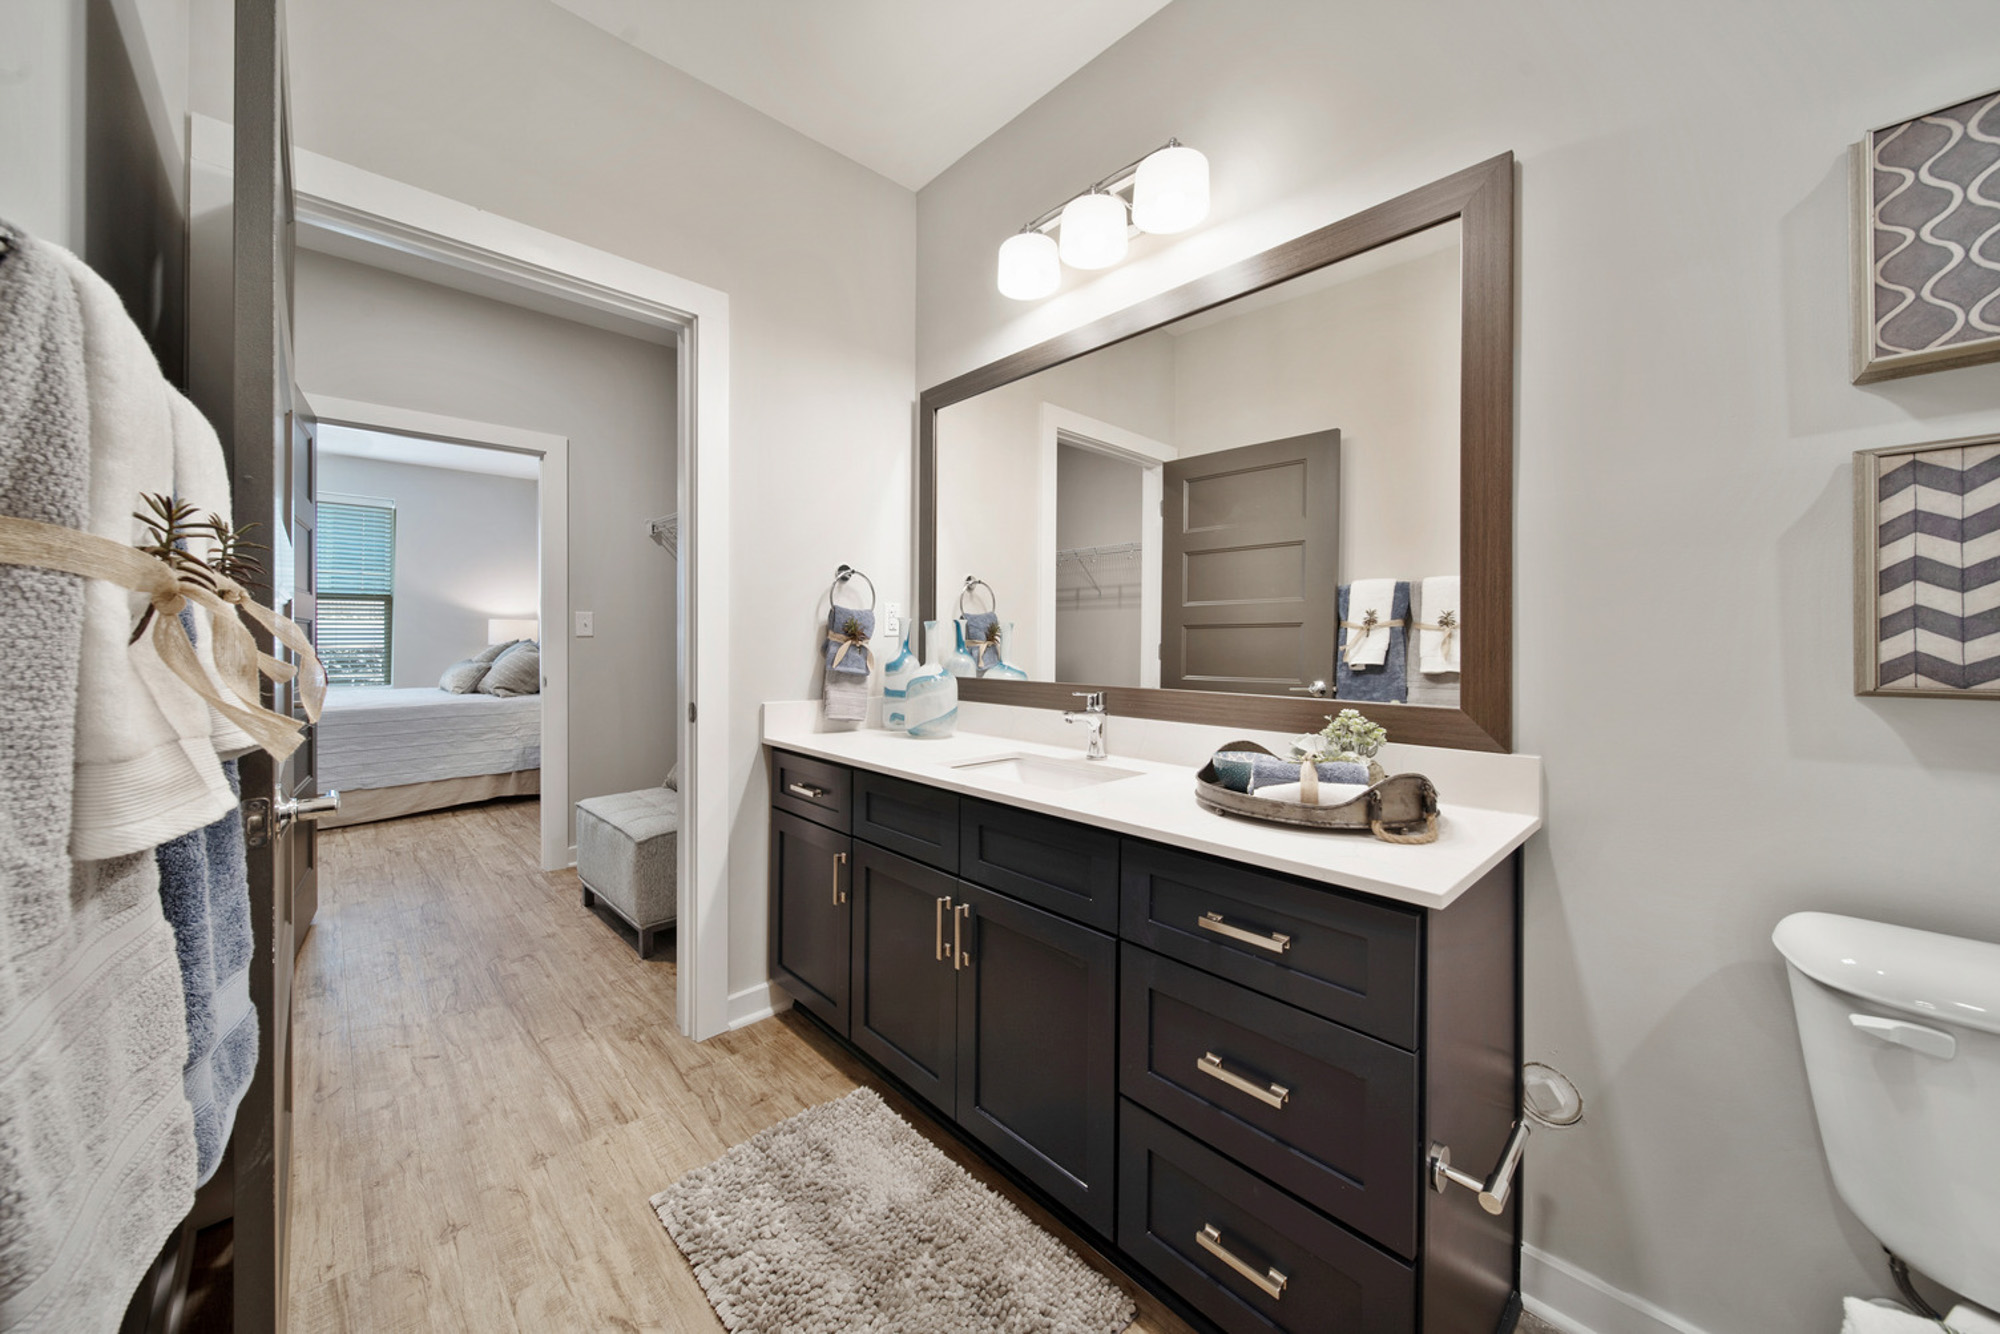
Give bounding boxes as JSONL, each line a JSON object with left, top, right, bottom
{"left": 316, "top": 501, "right": 395, "bottom": 684}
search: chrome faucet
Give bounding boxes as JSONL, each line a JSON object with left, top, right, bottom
{"left": 1064, "top": 691, "right": 1109, "bottom": 760}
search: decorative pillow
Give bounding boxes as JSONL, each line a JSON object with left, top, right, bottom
{"left": 477, "top": 640, "right": 541, "bottom": 696}
{"left": 664, "top": 761, "right": 680, "bottom": 791}
{"left": 439, "top": 658, "right": 491, "bottom": 694}
{"left": 475, "top": 638, "right": 520, "bottom": 664}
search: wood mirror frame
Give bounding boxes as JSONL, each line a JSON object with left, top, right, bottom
{"left": 919, "top": 152, "right": 1515, "bottom": 752}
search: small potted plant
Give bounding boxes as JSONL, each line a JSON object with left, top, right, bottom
{"left": 1302, "top": 709, "right": 1388, "bottom": 783}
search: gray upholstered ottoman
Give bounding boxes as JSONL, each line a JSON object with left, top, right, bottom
{"left": 575, "top": 787, "right": 678, "bottom": 958}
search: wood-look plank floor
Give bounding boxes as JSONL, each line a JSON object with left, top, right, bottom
{"left": 288, "top": 798, "right": 1195, "bottom": 1332}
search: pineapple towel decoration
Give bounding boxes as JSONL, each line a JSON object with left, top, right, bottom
{"left": 822, "top": 565, "right": 876, "bottom": 722}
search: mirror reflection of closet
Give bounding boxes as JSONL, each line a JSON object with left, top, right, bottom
{"left": 937, "top": 219, "right": 1460, "bottom": 703}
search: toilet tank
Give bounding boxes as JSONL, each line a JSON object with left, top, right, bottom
{"left": 1774, "top": 912, "right": 2000, "bottom": 1310}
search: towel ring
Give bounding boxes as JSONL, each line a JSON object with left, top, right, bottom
{"left": 830, "top": 564, "right": 875, "bottom": 611}
{"left": 959, "top": 576, "right": 996, "bottom": 616}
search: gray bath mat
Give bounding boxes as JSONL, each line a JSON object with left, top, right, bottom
{"left": 652, "top": 1087, "right": 1136, "bottom": 1334}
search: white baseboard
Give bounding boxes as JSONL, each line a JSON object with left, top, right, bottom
{"left": 727, "top": 980, "right": 790, "bottom": 1029}
{"left": 565, "top": 843, "right": 578, "bottom": 868}
{"left": 1523, "top": 1245, "right": 1716, "bottom": 1334}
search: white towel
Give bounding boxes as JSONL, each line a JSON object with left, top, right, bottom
{"left": 0, "top": 224, "right": 199, "bottom": 1334}
{"left": 1841, "top": 1298, "right": 1943, "bottom": 1334}
{"left": 1418, "top": 575, "right": 1460, "bottom": 675}
{"left": 53, "top": 245, "right": 238, "bottom": 859}
{"left": 168, "top": 389, "right": 258, "bottom": 759}
{"left": 1342, "top": 578, "right": 1397, "bottom": 667}
{"left": 1251, "top": 781, "right": 1371, "bottom": 808}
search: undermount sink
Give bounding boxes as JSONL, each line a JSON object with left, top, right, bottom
{"left": 950, "top": 753, "right": 1144, "bottom": 792}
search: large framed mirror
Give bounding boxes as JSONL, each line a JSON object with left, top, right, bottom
{"left": 919, "top": 153, "right": 1514, "bottom": 752}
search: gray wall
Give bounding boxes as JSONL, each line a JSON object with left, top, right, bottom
{"left": 294, "top": 250, "right": 678, "bottom": 828}
{"left": 318, "top": 454, "right": 539, "bottom": 689}
{"left": 916, "top": 3, "right": 2000, "bottom": 1331}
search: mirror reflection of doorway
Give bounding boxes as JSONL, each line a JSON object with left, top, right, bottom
{"left": 1055, "top": 443, "right": 1146, "bottom": 686}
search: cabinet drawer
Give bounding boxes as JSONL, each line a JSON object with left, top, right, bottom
{"left": 1119, "top": 1101, "right": 1415, "bottom": 1334}
{"left": 853, "top": 770, "right": 960, "bottom": 871}
{"left": 1120, "top": 841, "right": 1421, "bottom": 1049}
{"left": 958, "top": 798, "right": 1120, "bottom": 930}
{"left": 1121, "top": 947, "right": 1419, "bottom": 1256}
{"left": 770, "top": 750, "right": 850, "bottom": 832}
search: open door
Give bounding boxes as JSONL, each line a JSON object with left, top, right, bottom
{"left": 230, "top": 0, "right": 320, "bottom": 1325}
{"left": 1160, "top": 430, "right": 1341, "bottom": 695}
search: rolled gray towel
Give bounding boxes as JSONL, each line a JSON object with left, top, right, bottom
{"left": 1209, "top": 751, "right": 1370, "bottom": 793}
{"left": 824, "top": 606, "right": 875, "bottom": 677}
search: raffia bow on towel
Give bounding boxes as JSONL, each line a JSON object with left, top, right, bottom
{"left": 1340, "top": 608, "right": 1407, "bottom": 666}
{"left": 825, "top": 624, "right": 874, "bottom": 675}
{"left": 1413, "top": 609, "right": 1456, "bottom": 662}
{"left": 0, "top": 512, "right": 325, "bottom": 758}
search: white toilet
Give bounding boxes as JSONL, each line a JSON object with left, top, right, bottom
{"left": 1775, "top": 912, "right": 2000, "bottom": 1329}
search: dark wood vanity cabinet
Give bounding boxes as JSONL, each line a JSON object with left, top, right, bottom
{"left": 767, "top": 748, "right": 1522, "bottom": 1334}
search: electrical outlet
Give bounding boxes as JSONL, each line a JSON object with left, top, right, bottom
{"left": 883, "top": 601, "right": 901, "bottom": 640}
{"left": 575, "top": 610, "right": 594, "bottom": 637}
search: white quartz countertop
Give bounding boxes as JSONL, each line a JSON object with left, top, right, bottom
{"left": 762, "top": 702, "right": 1542, "bottom": 911}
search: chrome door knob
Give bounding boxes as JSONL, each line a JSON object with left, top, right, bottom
{"left": 276, "top": 791, "right": 342, "bottom": 832}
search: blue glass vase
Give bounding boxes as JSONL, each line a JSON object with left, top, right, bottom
{"left": 903, "top": 620, "right": 958, "bottom": 738}
{"left": 944, "top": 619, "right": 978, "bottom": 678}
{"left": 983, "top": 619, "right": 1028, "bottom": 680}
{"left": 881, "top": 626, "right": 919, "bottom": 732}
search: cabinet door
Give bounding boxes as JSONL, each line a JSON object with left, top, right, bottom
{"left": 850, "top": 844, "right": 959, "bottom": 1115}
{"left": 770, "top": 808, "right": 852, "bottom": 1035}
{"left": 953, "top": 881, "right": 1118, "bottom": 1237}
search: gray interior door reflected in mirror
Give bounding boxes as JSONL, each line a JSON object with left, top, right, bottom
{"left": 920, "top": 155, "right": 1514, "bottom": 752}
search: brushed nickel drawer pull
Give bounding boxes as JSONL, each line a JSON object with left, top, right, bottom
{"left": 1199, "top": 911, "right": 1291, "bottom": 954}
{"left": 1197, "top": 1051, "right": 1290, "bottom": 1109}
{"left": 1196, "top": 1225, "right": 1287, "bottom": 1300}
{"left": 831, "top": 851, "right": 847, "bottom": 905}
{"left": 935, "top": 896, "right": 953, "bottom": 962}
{"left": 787, "top": 781, "right": 829, "bottom": 800}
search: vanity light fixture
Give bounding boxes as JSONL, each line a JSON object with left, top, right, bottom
{"left": 995, "top": 139, "right": 1210, "bottom": 299}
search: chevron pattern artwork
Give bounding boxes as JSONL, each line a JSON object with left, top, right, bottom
{"left": 1855, "top": 88, "right": 2000, "bottom": 381}
{"left": 1870, "top": 440, "right": 2000, "bottom": 694}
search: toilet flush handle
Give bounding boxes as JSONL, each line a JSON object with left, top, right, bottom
{"left": 1849, "top": 1014, "right": 1956, "bottom": 1060}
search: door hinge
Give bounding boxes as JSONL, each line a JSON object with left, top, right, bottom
{"left": 242, "top": 797, "right": 272, "bottom": 848}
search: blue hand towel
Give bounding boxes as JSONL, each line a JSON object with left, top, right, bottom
{"left": 1210, "top": 751, "right": 1371, "bottom": 793}
{"left": 154, "top": 760, "right": 257, "bottom": 1187}
{"left": 824, "top": 605, "right": 875, "bottom": 677}
{"left": 1336, "top": 581, "right": 1411, "bottom": 704}
{"left": 962, "top": 611, "right": 1001, "bottom": 670}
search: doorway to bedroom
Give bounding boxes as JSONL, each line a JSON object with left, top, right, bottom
{"left": 313, "top": 424, "right": 554, "bottom": 842}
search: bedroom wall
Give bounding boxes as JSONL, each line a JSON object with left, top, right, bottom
{"left": 211, "top": 0, "right": 918, "bottom": 1015}
{"left": 317, "top": 454, "right": 540, "bottom": 689}
{"left": 293, "top": 249, "right": 679, "bottom": 832}
{"left": 915, "top": 3, "right": 2000, "bottom": 1331}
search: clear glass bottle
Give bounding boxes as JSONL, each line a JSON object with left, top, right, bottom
{"left": 902, "top": 621, "right": 959, "bottom": 738}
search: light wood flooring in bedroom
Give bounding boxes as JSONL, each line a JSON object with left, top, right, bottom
{"left": 289, "top": 798, "right": 1198, "bottom": 1333}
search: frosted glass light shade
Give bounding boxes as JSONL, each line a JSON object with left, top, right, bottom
{"left": 1058, "top": 192, "right": 1129, "bottom": 269}
{"left": 996, "top": 230, "right": 1060, "bottom": 300}
{"left": 1132, "top": 144, "right": 1210, "bottom": 234}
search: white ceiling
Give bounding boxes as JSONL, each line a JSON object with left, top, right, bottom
{"left": 543, "top": 0, "right": 1174, "bottom": 190}
{"left": 317, "top": 424, "right": 542, "bottom": 481}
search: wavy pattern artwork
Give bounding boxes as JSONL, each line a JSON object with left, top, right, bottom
{"left": 1870, "top": 91, "right": 2000, "bottom": 358}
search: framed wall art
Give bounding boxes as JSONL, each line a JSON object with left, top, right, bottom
{"left": 1855, "top": 435, "right": 2000, "bottom": 697}
{"left": 1851, "top": 87, "right": 2000, "bottom": 384}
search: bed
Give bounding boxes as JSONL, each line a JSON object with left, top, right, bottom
{"left": 314, "top": 685, "right": 542, "bottom": 827}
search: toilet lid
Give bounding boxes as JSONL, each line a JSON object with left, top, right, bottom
{"left": 1774, "top": 912, "right": 2000, "bottom": 1038}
